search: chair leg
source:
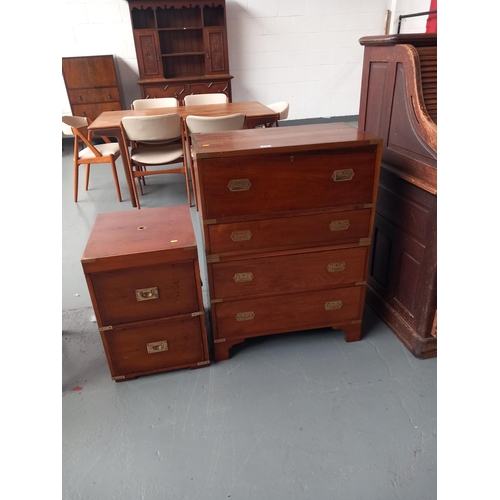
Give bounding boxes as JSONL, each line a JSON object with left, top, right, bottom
{"left": 190, "top": 158, "right": 199, "bottom": 211}
{"left": 85, "top": 164, "right": 91, "bottom": 190}
{"left": 133, "top": 178, "right": 141, "bottom": 209}
{"left": 110, "top": 158, "right": 122, "bottom": 202}
{"left": 74, "top": 160, "right": 79, "bottom": 202}
{"left": 137, "top": 168, "right": 144, "bottom": 196}
{"left": 183, "top": 159, "right": 192, "bottom": 208}
{"left": 129, "top": 168, "right": 141, "bottom": 209}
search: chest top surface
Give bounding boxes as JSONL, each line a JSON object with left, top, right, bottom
{"left": 81, "top": 206, "right": 196, "bottom": 264}
{"left": 192, "top": 123, "right": 382, "bottom": 159}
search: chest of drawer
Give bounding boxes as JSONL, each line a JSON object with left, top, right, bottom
{"left": 89, "top": 261, "right": 200, "bottom": 326}
{"left": 81, "top": 206, "right": 210, "bottom": 379}
{"left": 103, "top": 315, "right": 208, "bottom": 380}
{"left": 72, "top": 102, "right": 122, "bottom": 120}
{"left": 198, "top": 148, "right": 377, "bottom": 219}
{"left": 67, "top": 87, "right": 120, "bottom": 104}
{"left": 205, "top": 209, "right": 372, "bottom": 256}
{"left": 213, "top": 285, "right": 363, "bottom": 340}
{"left": 210, "top": 247, "right": 368, "bottom": 299}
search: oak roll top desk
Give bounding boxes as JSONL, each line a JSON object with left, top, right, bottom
{"left": 191, "top": 123, "right": 383, "bottom": 361}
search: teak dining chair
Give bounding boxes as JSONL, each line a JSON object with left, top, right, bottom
{"left": 120, "top": 113, "right": 191, "bottom": 209}
{"left": 266, "top": 101, "right": 290, "bottom": 126}
{"left": 131, "top": 97, "right": 178, "bottom": 110}
{"left": 183, "top": 93, "right": 229, "bottom": 106}
{"left": 184, "top": 113, "right": 246, "bottom": 210}
{"left": 62, "top": 115, "right": 122, "bottom": 202}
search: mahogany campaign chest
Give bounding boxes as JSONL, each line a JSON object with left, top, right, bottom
{"left": 81, "top": 206, "right": 210, "bottom": 381}
{"left": 191, "top": 123, "right": 383, "bottom": 360}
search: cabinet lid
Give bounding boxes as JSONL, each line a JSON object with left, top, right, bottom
{"left": 192, "top": 123, "right": 383, "bottom": 159}
{"left": 81, "top": 206, "right": 198, "bottom": 271}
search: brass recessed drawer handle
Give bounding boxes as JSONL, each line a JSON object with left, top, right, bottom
{"left": 147, "top": 340, "right": 168, "bottom": 354}
{"left": 228, "top": 179, "right": 251, "bottom": 191}
{"left": 327, "top": 262, "right": 347, "bottom": 272}
{"left": 324, "top": 300, "right": 343, "bottom": 310}
{"left": 329, "top": 220, "right": 350, "bottom": 231}
{"left": 236, "top": 311, "right": 255, "bottom": 321}
{"left": 135, "top": 287, "right": 159, "bottom": 301}
{"left": 332, "top": 169, "right": 354, "bottom": 181}
{"left": 230, "top": 230, "right": 252, "bottom": 241}
{"left": 233, "top": 272, "right": 254, "bottom": 282}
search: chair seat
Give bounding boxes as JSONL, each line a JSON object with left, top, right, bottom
{"left": 79, "top": 142, "right": 121, "bottom": 160}
{"left": 130, "top": 143, "right": 184, "bottom": 165}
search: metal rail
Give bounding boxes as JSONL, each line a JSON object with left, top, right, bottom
{"left": 397, "top": 10, "right": 437, "bottom": 34}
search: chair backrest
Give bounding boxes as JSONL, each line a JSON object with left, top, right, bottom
{"left": 62, "top": 115, "right": 88, "bottom": 134}
{"left": 121, "top": 113, "right": 183, "bottom": 143}
{"left": 183, "top": 93, "right": 229, "bottom": 106}
{"left": 267, "top": 101, "right": 289, "bottom": 120}
{"left": 131, "top": 97, "right": 179, "bottom": 110}
{"left": 62, "top": 116, "right": 103, "bottom": 158}
{"left": 186, "top": 113, "right": 246, "bottom": 135}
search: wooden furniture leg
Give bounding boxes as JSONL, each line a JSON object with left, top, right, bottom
{"left": 341, "top": 323, "right": 363, "bottom": 342}
{"left": 214, "top": 339, "right": 244, "bottom": 361}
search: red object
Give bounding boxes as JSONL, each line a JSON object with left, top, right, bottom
{"left": 426, "top": 0, "right": 437, "bottom": 33}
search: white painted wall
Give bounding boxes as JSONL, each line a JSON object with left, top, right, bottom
{"left": 61, "top": 0, "right": 431, "bottom": 120}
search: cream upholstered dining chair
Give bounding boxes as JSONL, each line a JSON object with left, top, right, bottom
{"left": 266, "top": 101, "right": 290, "bottom": 126}
{"left": 183, "top": 93, "right": 229, "bottom": 106}
{"left": 131, "top": 97, "right": 178, "bottom": 110}
{"left": 131, "top": 97, "right": 181, "bottom": 190}
{"left": 62, "top": 116, "right": 122, "bottom": 202}
{"left": 184, "top": 113, "right": 246, "bottom": 210}
{"left": 120, "top": 113, "right": 191, "bottom": 209}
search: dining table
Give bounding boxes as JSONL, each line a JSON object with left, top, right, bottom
{"left": 87, "top": 101, "right": 279, "bottom": 207}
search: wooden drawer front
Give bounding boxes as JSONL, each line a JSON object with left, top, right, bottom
{"left": 207, "top": 209, "right": 371, "bottom": 255}
{"left": 72, "top": 102, "right": 122, "bottom": 119}
{"left": 91, "top": 262, "right": 200, "bottom": 325}
{"left": 62, "top": 56, "right": 117, "bottom": 88}
{"left": 214, "top": 285, "right": 363, "bottom": 339}
{"left": 104, "top": 316, "right": 206, "bottom": 377}
{"left": 200, "top": 149, "right": 377, "bottom": 219}
{"left": 142, "top": 83, "right": 185, "bottom": 100}
{"left": 67, "top": 87, "right": 120, "bottom": 104}
{"left": 185, "top": 80, "right": 231, "bottom": 98}
{"left": 211, "top": 247, "right": 368, "bottom": 299}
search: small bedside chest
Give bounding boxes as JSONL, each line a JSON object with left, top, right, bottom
{"left": 81, "top": 206, "right": 210, "bottom": 381}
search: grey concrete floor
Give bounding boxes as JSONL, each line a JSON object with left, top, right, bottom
{"left": 62, "top": 120, "right": 437, "bottom": 500}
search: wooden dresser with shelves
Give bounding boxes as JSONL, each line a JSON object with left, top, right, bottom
{"left": 126, "top": 0, "right": 233, "bottom": 103}
{"left": 81, "top": 206, "right": 210, "bottom": 381}
{"left": 191, "top": 123, "right": 383, "bottom": 361}
{"left": 62, "top": 55, "right": 123, "bottom": 121}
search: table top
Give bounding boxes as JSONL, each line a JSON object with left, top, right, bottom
{"left": 88, "top": 101, "right": 277, "bottom": 131}
{"left": 191, "top": 123, "right": 383, "bottom": 159}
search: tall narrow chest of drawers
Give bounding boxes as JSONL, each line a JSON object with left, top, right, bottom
{"left": 62, "top": 55, "right": 123, "bottom": 121}
{"left": 191, "top": 123, "right": 383, "bottom": 361}
{"left": 81, "top": 206, "right": 210, "bottom": 381}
